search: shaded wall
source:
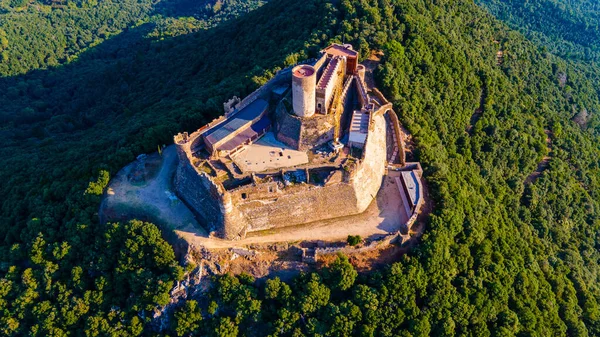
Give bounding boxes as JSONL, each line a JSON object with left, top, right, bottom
{"left": 174, "top": 147, "right": 247, "bottom": 239}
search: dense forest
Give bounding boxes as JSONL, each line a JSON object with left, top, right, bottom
{"left": 2, "top": 0, "right": 600, "bottom": 335}
{"left": 0, "top": 0, "right": 263, "bottom": 76}
{"left": 476, "top": 0, "right": 600, "bottom": 62}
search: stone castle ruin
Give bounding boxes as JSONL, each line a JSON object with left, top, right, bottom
{"left": 174, "top": 44, "right": 422, "bottom": 240}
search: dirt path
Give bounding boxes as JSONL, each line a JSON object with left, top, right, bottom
{"left": 101, "top": 145, "right": 411, "bottom": 250}
{"left": 525, "top": 130, "right": 552, "bottom": 184}
{"left": 177, "top": 172, "right": 409, "bottom": 249}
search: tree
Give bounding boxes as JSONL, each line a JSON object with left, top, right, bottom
{"left": 296, "top": 273, "right": 330, "bottom": 314}
{"left": 172, "top": 300, "right": 202, "bottom": 336}
{"left": 84, "top": 170, "right": 110, "bottom": 196}
{"left": 347, "top": 235, "right": 362, "bottom": 246}
{"left": 325, "top": 254, "right": 357, "bottom": 291}
{"left": 214, "top": 316, "right": 238, "bottom": 337}
{"left": 264, "top": 277, "right": 292, "bottom": 303}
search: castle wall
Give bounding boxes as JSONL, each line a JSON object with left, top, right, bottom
{"left": 238, "top": 183, "right": 359, "bottom": 232}
{"left": 350, "top": 111, "right": 387, "bottom": 211}
{"left": 174, "top": 112, "right": 387, "bottom": 239}
{"left": 230, "top": 112, "right": 386, "bottom": 234}
{"left": 385, "top": 107, "right": 406, "bottom": 165}
{"left": 174, "top": 144, "right": 247, "bottom": 239}
{"left": 313, "top": 53, "right": 328, "bottom": 74}
{"left": 274, "top": 100, "right": 302, "bottom": 149}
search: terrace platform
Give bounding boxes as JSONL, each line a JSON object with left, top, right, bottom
{"left": 231, "top": 132, "right": 308, "bottom": 173}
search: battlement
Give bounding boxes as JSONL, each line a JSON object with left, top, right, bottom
{"left": 317, "top": 56, "right": 343, "bottom": 90}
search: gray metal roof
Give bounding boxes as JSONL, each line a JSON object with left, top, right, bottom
{"left": 204, "top": 99, "right": 269, "bottom": 146}
{"left": 401, "top": 171, "right": 420, "bottom": 207}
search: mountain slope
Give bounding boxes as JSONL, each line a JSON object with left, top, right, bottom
{"left": 1, "top": 0, "right": 600, "bottom": 335}
{"left": 0, "top": 0, "right": 336, "bottom": 334}
{"left": 0, "top": 0, "right": 263, "bottom": 76}
{"left": 476, "top": 0, "right": 600, "bottom": 62}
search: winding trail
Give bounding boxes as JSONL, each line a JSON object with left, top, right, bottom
{"left": 525, "top": 129, "right": 552, "bottom": 184}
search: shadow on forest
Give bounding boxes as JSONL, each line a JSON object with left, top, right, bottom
{"left": 0, "top": 0, "right": 312, "bottom": 138}
{"left": 153, "top": 0, "right": 221, "bottom": 19}
{"left": 0, "top": 0, "right": 330, "bottom": 231}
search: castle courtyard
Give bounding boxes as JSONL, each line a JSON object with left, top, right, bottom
{"left": 230, "top": 132, "right": 308, "bottom": 172}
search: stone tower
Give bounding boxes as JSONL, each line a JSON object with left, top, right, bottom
{"left": 356, "top": 64, "right": 366, "bottom": 83}
{"left": 292, "top": 64, "right": 316, "bottom": 118}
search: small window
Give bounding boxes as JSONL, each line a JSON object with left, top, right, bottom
{"left": 241, "top": 193, "right": 248, "bottom": 199}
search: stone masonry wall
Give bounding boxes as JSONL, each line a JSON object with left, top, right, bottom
{"left": 274, "top": 100, "right": 302, "bottom": 149}
{"left": 174, "top": 144, "right": 247, "bottom": 239}
{"left": 238, "top": 182, "right": 358, "bottom": 232}
{"left": 351, "top": 110, "right": 387, "bottom": 211}
{"left": 232, "top": 112, "right": 387, "bottom": 233}
{"left": 174, "top": 112, "right": 387, "bottom": 238}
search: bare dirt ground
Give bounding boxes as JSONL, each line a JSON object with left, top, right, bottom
{"left": 231, "top": 132, "right": 308, "bottom": 173}
{"left": 100, "top": 146, "right": 206, "bottom": 235}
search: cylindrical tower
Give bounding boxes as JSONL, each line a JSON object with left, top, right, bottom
{"left": 292, "top": 65, "right": 316, "bottom": 118}
{"left": 356, "top": 64, "right": 366, "bottom": 83}
{"left": 174, "top": 132, "right": 190, "bottom": 162}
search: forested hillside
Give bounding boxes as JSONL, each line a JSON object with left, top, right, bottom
{"left": 476, "top": 0, "right": 600, "bottom": 62}
{"left": 0, "top": 0, "right": 263, "bottom": 76}
{"left": 2, "top": 0, "right": 600, "bottom": 335}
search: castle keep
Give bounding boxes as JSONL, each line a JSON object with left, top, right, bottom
{"left": 174, "top": 44, "right": 412, "bottom": 240}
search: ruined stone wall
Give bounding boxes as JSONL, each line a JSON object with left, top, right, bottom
{"left": 299, "top": 115, "right": 335, "bottom": 151}
{"left": 274, "top": 100, "right": 302, "bottom": 149}
{"left": 174, "top": 139, "right": 248, "bottom": 239}
{"left": 349, "top": 112, "right": 387, "bottom": 211}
